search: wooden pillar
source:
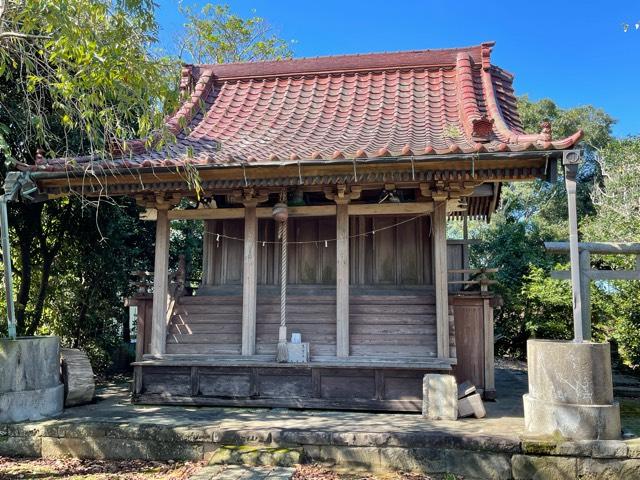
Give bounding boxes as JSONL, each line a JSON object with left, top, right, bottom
{"left": 336, "top": 201, "right": 349, "bottom": 357}
{"left": 241, "top": 203, "right": 258, "bottom": 356}
{"left": 201, "top": 220, "right": 216, "bottom": 286}
{"left": 483, "top": 298, "right": 495, "bottom": 395}
{"left": 150, "top": 207, "right": 170, "bottom": 357}
{"left": 432, "top": 199, "right": 450, "bottom": 359}
{"left": 579, "top": 249, "right": 592, "bottom": 340}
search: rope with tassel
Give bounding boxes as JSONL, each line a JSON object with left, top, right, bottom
{"left": 275, "top": 190, "right": 289, "bottom": 362}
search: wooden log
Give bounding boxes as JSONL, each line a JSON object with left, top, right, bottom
{"left": 60, "top": 348, "right": 95, "bottom": 407}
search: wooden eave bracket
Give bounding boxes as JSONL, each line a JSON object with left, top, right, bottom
{"left": 324, "top": 184, "right": 362, "bottom": 203}
{"left": 229, "top": 187, "right": 270, "bottom": 206}
{"left": 135, "top": 193, "right": 182, "bottom": 210}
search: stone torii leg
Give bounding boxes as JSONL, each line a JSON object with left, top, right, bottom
{"left": 563, "top": 150, "right": 584, "bottom": 342}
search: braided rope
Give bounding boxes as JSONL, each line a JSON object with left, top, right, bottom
{"left": 279, "top": 219, "right": 287, "bottom": 333}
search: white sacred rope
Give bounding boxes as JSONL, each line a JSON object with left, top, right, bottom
{"left": 209, "top": 213, "right": 429, "bottom": 246}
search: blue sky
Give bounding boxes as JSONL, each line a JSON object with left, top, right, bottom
{"left": 156, "top": 0, "right": 640, "bottom": 137}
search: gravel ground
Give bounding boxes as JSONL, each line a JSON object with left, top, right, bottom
{"left": 0, "top": 459, "right": 463, "bottom": 480}
{"left": 0, "top": 457, "right": 203, "bottom": 480}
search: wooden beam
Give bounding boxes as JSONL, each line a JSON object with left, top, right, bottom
{"left": 163, "top": 202, "right": 437, "bottom": 221}
{"left": 241, "top": 204, "right": 258, "bottom": 355}
{"left": 150, "top": 207, "right": 170, "bottom": 356}
{"left": 336, "top": 201, "right": 349, "bottom": 357}
{"left": 167, "top": 205, "right": 336, "bottom": 220}
{"left": 347, "top": 202, "right": 433, "bottom": 216}
{"left": 432, "top": 200, "right": 450, "bottom": 359}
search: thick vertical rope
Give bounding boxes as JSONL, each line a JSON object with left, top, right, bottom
{"left": 276, "top": 190, "right": 289, "bottom": 362}
{"left": 279, "top": 219, "right": 288, "bottom": 332}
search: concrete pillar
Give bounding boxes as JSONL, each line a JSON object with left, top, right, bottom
{"left": 523, "top": 340, "right": 621, "bottom": 440}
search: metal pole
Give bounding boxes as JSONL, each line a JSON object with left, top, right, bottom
{"left": 563, "top": 152, "right": 583, "bottom": 342}
{"left": 0, "top": 197, "right": 17, "bottom": 339}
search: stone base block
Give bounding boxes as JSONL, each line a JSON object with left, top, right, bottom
{"left": 0, "top": 384, "right": 64, "bottom": 423}
{"left": 422, "top": 374, "right": 457, "bottom": 420}
{"left": 523, "top": 394, "right": 621, "bottom": 441}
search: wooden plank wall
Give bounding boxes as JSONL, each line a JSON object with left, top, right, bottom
{"left": 204, "top": 216, "right": 433, "bottom": 287}
{"left": 349, "top": 216, "right": 432, "bottom": 285}
{"left": 349, "top": 291, "right": 437, "bottom": 358}
{"left": 168, "top": 296, "right": 243, "bottom": 355}
{"left": 256, "top": 292, "right": 337, "bottom": 358}
{"left": 184, "top": 215, "right": 436, "bottom": 359}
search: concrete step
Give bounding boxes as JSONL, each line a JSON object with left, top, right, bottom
{"left": 207, "top": 446, "right": 303, "bottom": 468}
{"left": 190, "top": 465, "right": 295, "bottom": 480}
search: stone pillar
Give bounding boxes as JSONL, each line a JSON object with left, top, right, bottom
{"left": 523, "top": 339, "right": 621, "bottom": 440}
{"left": 0, "top": 336, "right": 64, "bottom": 422}
{"left": 422, "top": 373, "right": 457, "bottom": 420}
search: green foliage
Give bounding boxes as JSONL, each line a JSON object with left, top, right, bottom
{"left": 0, "top": 1, "right": 290, "bottom": 373}
{"left": 471, "top": 96, "right": 617, "bottom": 359}
{"left": 521, "top": 266, "right": 573, "bottom": 340}
{"left": 581, "top": 137, "right": 640, "bottom": 367}
{"left": 179, "top": 3, "right": 293, "bottom": 64}
{"left": 0, "top": 0, "right": 179, "bottom": 157}
{"left": 585, "top": 137, "right": 640, "bottom": 243}
{"left": 42, "top": 198, "right": 154, "bottom": 370}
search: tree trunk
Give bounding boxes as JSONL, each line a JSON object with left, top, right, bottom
{"left": 15, "top": 232, "right": 32, "bottom": 334}
{"left": 25, "top": 253, "right": 54, "bottom": 336}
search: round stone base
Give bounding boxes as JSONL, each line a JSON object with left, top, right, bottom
{"left": 0, "top": 384, "right": 64, "bottom": 423}
{"left": 523, "top": 393, "right": 621, "bottom": 440}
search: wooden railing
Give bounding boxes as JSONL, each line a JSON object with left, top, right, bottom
{"left": 128, "top": 255, "right": 187, "bottom": 360}
{"left": 448, "top": 267, "right": 498, "bottom": 292}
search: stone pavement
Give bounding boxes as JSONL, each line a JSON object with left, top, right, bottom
{"left": 189, "top": 465, "right": 294, "bottom": 480}
{"left": 2, "top": 367, "right": 640, "bottom": 479}
{"left": 29, "top": 367, "right": 527, "bottom": 442}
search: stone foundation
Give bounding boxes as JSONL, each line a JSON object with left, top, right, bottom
{"left": 0, "top": 336, "right": 64, "bottom": 422}
{"left": 1, "top": 421, "right": 640, "bottom": 479}
{"left": 524, "top": 339, "right": 621, "bottom": 441}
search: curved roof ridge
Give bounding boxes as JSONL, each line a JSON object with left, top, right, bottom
{"left": 455, "top": 51, "right": 483, "bottom": 140}
{"left": 478, "top": 44, "right": 583, "bottom": 148}
{"left": 187, "top": 43, "right": 496, "bottom": 81}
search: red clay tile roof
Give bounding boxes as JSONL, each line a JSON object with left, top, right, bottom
{"left": 29, "top": 42, "right": 582, "bottom": 172}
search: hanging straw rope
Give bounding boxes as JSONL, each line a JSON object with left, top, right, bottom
{"left": 276, "top": 191, "right": 289, "bottom": 362}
